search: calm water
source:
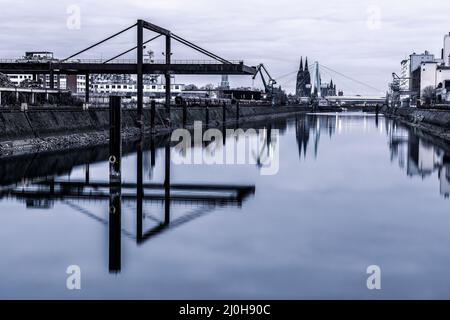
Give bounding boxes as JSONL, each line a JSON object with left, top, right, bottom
{"left": 2, "top": 112, "right": 450, "bottom": 299}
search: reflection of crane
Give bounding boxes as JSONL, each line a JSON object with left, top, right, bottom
{"left": 253, "top": 63, "right": 277, "bottom": 103}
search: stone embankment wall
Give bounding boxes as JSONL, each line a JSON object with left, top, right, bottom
{"left": 0, "top": 105, "right": 310, "bottom": 155}
{"left": 382, "top": 106, "right": 450, "bottom": 141}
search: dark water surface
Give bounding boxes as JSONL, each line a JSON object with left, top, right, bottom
{"left": 2, "top": 112, "right": 450, "bottom": 299}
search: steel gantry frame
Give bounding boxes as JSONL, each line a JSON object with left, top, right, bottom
{"left": 0, "top": 19, "right": 255, "bottom": 129}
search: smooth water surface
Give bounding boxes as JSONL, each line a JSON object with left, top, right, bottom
{"left": 1, "top": 112, "right": 450, "bottom": 299}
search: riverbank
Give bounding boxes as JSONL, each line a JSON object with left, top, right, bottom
{"left": 382, "top": 106, "right": 450, "bottom": 142}
{"left": 0, "top": 105, "right": 312, "bottom": 158}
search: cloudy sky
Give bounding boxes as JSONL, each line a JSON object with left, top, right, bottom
{"left": 1, "top": 0, "right": 450, "bottom": 95}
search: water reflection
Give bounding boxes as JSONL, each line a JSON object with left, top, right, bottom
{"left": 387, "top": 120, "right": 450, "bottom": 198}
{"left": 0, "top": 134, "right": 256, "bottom": 274}
{"left": 293, "top": 112, "right": 450, "bottom": 199}
{"left": 4, "top": 113, "right": 450, "bottom": 298}
{"left": 294, "top": 112, "right": 378, "bottom": 160}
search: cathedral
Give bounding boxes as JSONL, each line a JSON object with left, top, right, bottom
{"left": 296, "top": 57, "right": 311, "bottom": 97}
{"left": 296, "top": 57, "right": 338, "bottom": 98}
{"left": 322, "top": 79, "right": 337, "bottom": 97}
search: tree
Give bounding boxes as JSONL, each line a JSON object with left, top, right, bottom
{"left": 202, "top": 84, "right": 215, "bottom": 90}
{"left": 184, "top": 84, "right": 198, "bottom": 91}
{"left": 422, "top": 86, "right": 436, "bottom": 106}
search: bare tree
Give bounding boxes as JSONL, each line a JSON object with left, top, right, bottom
{"left": 422, "top": 86, "right": 436, "bottom": 106}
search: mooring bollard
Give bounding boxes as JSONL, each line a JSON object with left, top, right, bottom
{"left": 150, "top": 99, "right": 156, "bottom": 132}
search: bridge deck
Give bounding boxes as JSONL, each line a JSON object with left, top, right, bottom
{"left": 0, "top": 61, "right": 256, "bottom": 75}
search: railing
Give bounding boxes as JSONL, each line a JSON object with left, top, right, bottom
{"left": 0, "top": 58, "right": 244, "bottom": 65}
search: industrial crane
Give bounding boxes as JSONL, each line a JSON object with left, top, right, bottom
{"left": 389, "top": 72, "right": 416, "bottom": 107}
{"left": 253, "top": 63, "right": 277, "bottom": 103}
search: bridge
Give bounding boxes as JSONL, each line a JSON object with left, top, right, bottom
{"left": 0, "top": 59, "right": 254, "bottom": 75}
{"left": 0, "top": 19, "right": 257, "bottom": 123}
{"left": 325, "top": 95, "right": 386, "bottom": 105}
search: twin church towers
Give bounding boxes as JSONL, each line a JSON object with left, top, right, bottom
{"left": 296, "top": 57, "right": 337, "bottom": 98}
{"left": 296, "top": 57, "right": 311, "bottom": 97}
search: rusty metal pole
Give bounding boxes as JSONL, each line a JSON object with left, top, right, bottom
{"left": 109, "top": 96, "right": 121, "bottom": 273}
{"left": 137, "top": 19, "right": 144, "bottom": 131}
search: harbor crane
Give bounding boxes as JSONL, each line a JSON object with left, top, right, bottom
{"left": 389, "top": 72, "right": 416, "bottom": 107}
{"left": 253, "top": 63, "right": 278, "bottom": 104}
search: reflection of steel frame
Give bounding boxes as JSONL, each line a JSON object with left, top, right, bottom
{"left": 4, "top": 140, "right": 255, "bottom": 273}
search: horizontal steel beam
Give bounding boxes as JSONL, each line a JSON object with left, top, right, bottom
{"left": 0, "top": 87, "right": 66, "bottom": 93}
{"left": 37, "top": 180, "right": 255, "bottom": 194}
{"left": 142, "top": 20, "right": 170, "bottom": 36}
{"left": 6, "top": 190, "right": 248, "bottom": 204}
{"left": 0, "top": 62, "right": 256, "bottom": 75}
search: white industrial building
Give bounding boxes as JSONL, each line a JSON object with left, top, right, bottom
{"left": 92, "top": 82, "right": 184, "bottom": 95}
{"left": 399, "top": 34, "right": 450, "bottom": 104}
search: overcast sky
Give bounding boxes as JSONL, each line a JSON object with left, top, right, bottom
{"left": 1, "top": 0, "right": 450, "bottom": 95}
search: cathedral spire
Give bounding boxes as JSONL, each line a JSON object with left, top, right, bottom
{"left": 299, "top": 57, "right": 303, "bottom": 72}
{"left": 305, "top": 57, "right": 309, "bottom": 71}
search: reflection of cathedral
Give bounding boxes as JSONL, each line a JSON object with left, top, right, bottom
{"left": 296, "top": 57, "right": 311, "bottom": 97}
{"left": 294, "top": 114, "right": 338, "bottom": 160}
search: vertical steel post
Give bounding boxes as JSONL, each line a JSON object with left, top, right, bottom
{"left": 85, "top": 164, "right": 90, "bottom": 184}
{"left": 85, "top": 73, "right": 90, "bottom": 104}
{"left": 137, "top": 19, "right": 144, "bottom": 130}
{"left": 136, "top": 138, "right": 143, "bottom": 244}
{"left": 236, "top": 101, "right": 240, "bottom": 122}
{"left": 182, "top": 101, "right": 187, "bottom": 127}
{"left": 205, "top": 102, "right": 210, "bottom": 127}
{"left": 164, "top": 141, "right": 171, "bottom": 225}
{"left": 109, "top": 96, "right": 121, "bottom": 273}
{"left": 165, "top": 34, "right": 171, "bottom": 122}
{"left": 150, "top": 99, "right": 156, "bottom": 131}
{"left": 49, "top": 64, "right": 54, "bottom": 89}
{"left": 222, "top": 102, "right": 226, "bottom": 124}
{"left": 150, "top": 135, "right": 156, "bottom": 168}
{"left": 109, "top": 96, "right": 122, "bottom": 182}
